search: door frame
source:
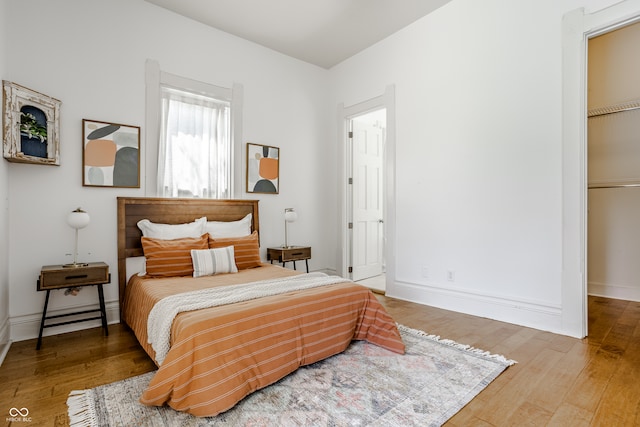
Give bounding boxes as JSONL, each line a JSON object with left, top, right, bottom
{"left": 562, "top": 2, "right": 640, "bottom": 338}
{"left": 337, "top": 85, "right": 396, "bottom": 289}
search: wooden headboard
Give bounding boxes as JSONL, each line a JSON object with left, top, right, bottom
{"left": 116, "top": 197, "right": 260, "bottom": 317}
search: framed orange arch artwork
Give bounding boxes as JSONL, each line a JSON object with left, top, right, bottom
{"left": 246, "top": 142, "right": 279, "bottom": 194}
{"left": 82, "top": 119, "right": 140, "bottom": 188}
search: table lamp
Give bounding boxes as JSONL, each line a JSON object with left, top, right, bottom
{"left": 64, "top": 207, "right": 90, "bottom": 268}
{"left": 283, "top": 208, "right": 297, "bottom": 248}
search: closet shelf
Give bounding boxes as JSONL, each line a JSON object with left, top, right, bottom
{"left": 588, "top": 182, "right": 640, "bottom": 189}
{"left": 588, "top": 99, "right": 640, "bottom": 118}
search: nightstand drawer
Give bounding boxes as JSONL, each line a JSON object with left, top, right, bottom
{"left": 281, "top": 247, "right": 311, "bottom": 261}
{"left": 38, "top": 262, "right": 109, "bottom": 291}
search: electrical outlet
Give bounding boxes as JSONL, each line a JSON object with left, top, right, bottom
{"left": 421, "top": 266, "right": 429, "bottom": 278}
{"left": 447, "top": 270, "right": 455, "bottom": 282}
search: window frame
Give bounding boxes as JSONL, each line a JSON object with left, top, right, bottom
{"left": 145, "top": 60, "right": 243, "bottom": 198}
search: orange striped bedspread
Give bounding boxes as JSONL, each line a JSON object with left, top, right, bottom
{"left": 123, "top": 264, "right": 405, "bottom": 417}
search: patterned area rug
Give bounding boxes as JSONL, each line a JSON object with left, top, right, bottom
{"left": 67, "top": 325, "right": 515, "bottom": 426}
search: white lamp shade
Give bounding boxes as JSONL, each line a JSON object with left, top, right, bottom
{"left": 284, "top": 208, "right": 297, "bottom": 222}
{"left": 67, "top": 208, "right": 90, "bottom": 230}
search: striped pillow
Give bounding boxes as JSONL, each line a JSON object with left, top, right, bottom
{"left": 208, "top": 231, "right": 262, "bottom": 270}
{"left": 191, "top": 246, "right": 238, "bottom": 277}
{"left": 141, "top": 234, "right": 208, "bottom": 277}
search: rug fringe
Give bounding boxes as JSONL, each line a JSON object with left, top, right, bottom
{"left": 66, "top": 389, "right": 98, "bottom": 427}
{"left": 398, "top": 324, "right": 517, "bottom": 366}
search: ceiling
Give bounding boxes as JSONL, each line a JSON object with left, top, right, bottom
{"left": 144, "top": 0, "right": 453, "bottom": 69}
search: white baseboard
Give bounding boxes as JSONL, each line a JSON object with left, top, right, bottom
{"left": 9, "top": 301, "right": 120, "bottom": 343}
{"left": 588, "top": 281, "right": 640, "bottom": 302}
{"left": 388, "top": 279, "right": 564, "bottom": 335}
{"left": 0, "top": 341, "right": 10, "bottom": 367}
{"left": 0, "top": 317, "right": 11, "bottom": 366}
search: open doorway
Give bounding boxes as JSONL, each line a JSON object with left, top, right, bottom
{"left": 561, "top": 4, "right": 640, "bottom": 338}
{"left": 587, "top": 22, "right": 640, "bottom": 305}
{"left": 337, "top": 85, "right": 395, "bottom": 297}
{"left": 349, "top": 109, "right": 386, "bottom": 293}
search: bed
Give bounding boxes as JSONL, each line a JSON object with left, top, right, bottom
{"left": 117, "top": 197, "right": 405, "bottom": 417}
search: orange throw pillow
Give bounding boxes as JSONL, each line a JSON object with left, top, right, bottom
{"left": 142, "top": 234, "right": 208, "bottom": 277}
{"left": 208, "top": 231, "right": 262, "bottom": 270}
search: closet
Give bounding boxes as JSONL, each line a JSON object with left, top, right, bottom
{"left": 587, "top": 21, "right": 640, "bottom": 302}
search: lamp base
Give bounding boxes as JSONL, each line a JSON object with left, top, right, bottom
{"left": 62, "top": 262, "right": 89, "bottom": 268}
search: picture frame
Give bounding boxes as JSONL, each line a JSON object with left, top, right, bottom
{"left": 82, "top": 119, "right": 140, "bottom": 188}
{"left": 2, "top": 81, "right": 61, "bottom": 165}
{"left": 246, "top": 142, "right": 279, "bottom": 194}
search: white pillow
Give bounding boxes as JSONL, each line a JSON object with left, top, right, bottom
{"left": 125, "top": 256, "right": 146, "bottom": 282}
{"left": 137, "top": 217, "right": 206, "bottom": 239}
{"left": 205, "top": 213, "right": 252, "bottom": 238}
{"left": 191, "top": 246, "right": 238, "bottom": 277}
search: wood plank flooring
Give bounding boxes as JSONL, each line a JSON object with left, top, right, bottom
{"left": 1, "top": 295, "right": 638, "bottom": 426}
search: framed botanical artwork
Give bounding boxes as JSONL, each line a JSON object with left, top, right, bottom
{"left": 246, "top": 142, "right": 279, "bottom": 194}
{"left": 2, "top": 80, "right": 61, "bottom": 165}
{"left": 82, "top": 119, "right": 140, "bottom": 188}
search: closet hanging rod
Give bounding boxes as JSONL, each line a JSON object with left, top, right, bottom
{"left": 588, "top": 183, "right": 640, "bottom": 189}
{"left": 588, "top": 100, "right": 640, "bottom": 118}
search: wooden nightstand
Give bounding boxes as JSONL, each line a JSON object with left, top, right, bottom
{"left": 267, "top": 246, "right": 311, "bottom": 273}
{"left": 36, "top": 261, "right": 110, "bottom": 349}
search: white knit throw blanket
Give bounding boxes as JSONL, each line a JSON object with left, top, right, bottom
{"left": 148, "top": 272, "right": 350, "bottom": 365}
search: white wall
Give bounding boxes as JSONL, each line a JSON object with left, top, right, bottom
{"left": 329, "top": 0, "right": 622, "bottom": 336}
{"left": 0, "top": 0, "right": 11, "bottom": 362}
{"left": 5, "top": 0, "right": 331, "bottom": 341}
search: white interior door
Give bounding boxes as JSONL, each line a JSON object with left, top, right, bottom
{"left": 351, "top": 111, "right": 385, "bottom": 281}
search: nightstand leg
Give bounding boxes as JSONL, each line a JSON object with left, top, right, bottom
{"left": 97, "top": 284, "right": 109, "bottom": 336}
{"left": 305, "top": 259, "right": 309, "bottom": 273}
{"left": 293, "top": 261, "right": 297, "bottom": 270}
{"left": 36, "top": 290, "right": 51, "bottom": 350}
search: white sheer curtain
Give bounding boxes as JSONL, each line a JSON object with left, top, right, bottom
{"left": 158, "top": 86, "right": 231, "bottom": 198}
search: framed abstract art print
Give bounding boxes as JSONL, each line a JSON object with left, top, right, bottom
{"left": 246, "top": 142, "right": 279, "bottom": 194}
{"left": 83, "top": 119, "right": 140, "bottom": 188}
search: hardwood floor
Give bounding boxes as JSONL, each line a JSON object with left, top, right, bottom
{"left": 1, "top": 295, "right": 638, "bottom": 426}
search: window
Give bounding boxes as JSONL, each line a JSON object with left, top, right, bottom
{"left": 158, "top": 86, "right": 231, "bottom": 198}
{"left": 145, "top": 61, "right": 243, "bottom": 198}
